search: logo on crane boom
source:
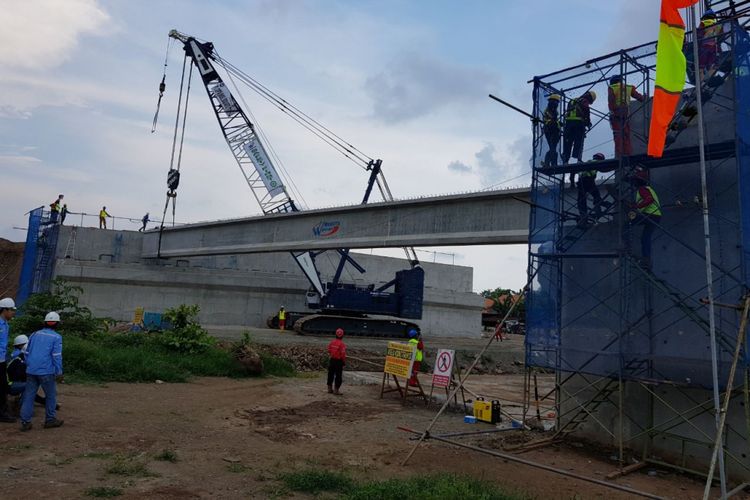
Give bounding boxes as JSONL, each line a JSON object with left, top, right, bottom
{"left": 242, "top": 138, "right": 285, "bottom": 197}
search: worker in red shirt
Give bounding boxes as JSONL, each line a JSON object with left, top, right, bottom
{"left": 327, "top": 328, "right": 347, "bottom": 395}
{"left": 608, "top": 75, "right": 645, "bottom": 158}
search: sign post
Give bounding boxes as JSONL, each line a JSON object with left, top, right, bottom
{"left": 429, "top": 349, "right": 467, "bottom": 412}
{"left": 380, "top": 342, "right": 427, "bottom": 403}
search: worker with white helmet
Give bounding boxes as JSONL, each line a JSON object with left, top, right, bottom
{"left": 0, "top": 297, "right": 18, "bottom": 423}
{"left": 20, "top": 312, "right": 64, "bottom": 431}
{"left": 7, "top": 335, "right": 55, "bottom": 409}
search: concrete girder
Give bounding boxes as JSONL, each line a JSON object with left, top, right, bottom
{"left": 142, "top": 188, "right": 531, "bottom": 258}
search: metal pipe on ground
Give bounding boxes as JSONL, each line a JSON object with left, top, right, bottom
{"left": 397, "top": 426, "right": 663, "bottom": 500}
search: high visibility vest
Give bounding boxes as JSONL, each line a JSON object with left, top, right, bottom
{"left": 99, "top": 210, "right": 108, "bottom": 218}
{"left": 408, "top": 338, "right": 423, "bottom": 362}
{"left": 636, "top": 186, "right": 662, "bottom": 216}
{"left": 701, "top": 19, "right": 722, "bottom": 40}
{"left": 51, "top": 201, "right": 61, "bottom": 213}
{"left": 278, "top": 310, "right": 286, "bottom": 320}
{"left": 565, "top": 99, "right": 583, "bottom": 121}
{"left": 580, "top": 169, "right": 597, "bottom": 178}
{"left": 609, "top": 83, "right": 635, "bottom": 108}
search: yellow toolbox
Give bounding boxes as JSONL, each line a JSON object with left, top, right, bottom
{"left": 473, "top": 398, "right": 501, "bottom": 424}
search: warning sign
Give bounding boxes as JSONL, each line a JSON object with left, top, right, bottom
{"left": 384, "top": 342, "right": 416, "bottom": 378}
{"left": 432, "top": 349, "right": 455, "bottom": 388}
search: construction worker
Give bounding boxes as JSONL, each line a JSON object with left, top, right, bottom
{"left": 608, "top": 76, "right": 645, "bottom": 158}
{"left": 629, "top": 169, "right": 662, "bottom": 268}
{"left": 327, "top": 328, "right": 347, "bottom": 395}
{"left": 0, "top": 297, "right": 18, "bottom": 423}
{"left": 7, "top": 335, "right": 54, "bottom": 408}
{"left": 139, "top": 213, "right": 150, "bottom": 232}
{"left": 48, "top": 194, "right": 64, "bottom": 225}
{"left": 577, "top": 153, "right": 605, "bottom": 226}
{"left": 99, "top": 206, "right": 110, "bottom": 229}
{"left": 278, "top": 306, "right": 286, "bottom": 331}
{"left": 407, "top": 329, "right": 424, "bottom": 387}
{"left": 60, "top": 204, "right": 69, "bottom": 225}
{"left": 698, "top": 10, "right": 722, "bottom": 79}
{"left": 20, "top": 311, "right": 64, "bottom": 431}
{"left": 542, "top": 94, "right": 562, "bottom": 167}
{"left": 562, "top": 90, "right": 596, "bottom": 188}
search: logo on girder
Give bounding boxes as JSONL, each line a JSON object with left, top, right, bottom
{"left": 313, "top": 221, "right": 340, "bottom": 237}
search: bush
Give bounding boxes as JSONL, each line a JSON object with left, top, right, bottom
{"left": 281, "top": 469, "right": 354, "bottom": 494}
{"left": 12, "top": 278, "right": 108, "bottom": 337}
{"left": 160, "top": 304, "right": 215, "bottom": 353}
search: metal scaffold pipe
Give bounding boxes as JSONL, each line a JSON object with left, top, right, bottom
{"left": 690, "top": 4, "right": 728, "bottom": 498}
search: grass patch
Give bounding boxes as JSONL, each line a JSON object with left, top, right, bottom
{"left": 105, "top": 457, "right": 158, "bottom": 478}
{"left": 80, "top": 451, "right": 116, "bottom": 460}
{"left": 281, "top": 469, "right": 354, "bottom": 494}
{"left": 281, "top": 470, "right": 528, "bottom": 499}
{"left": 155, "top": 449, "right": 178, "bottom": 463}
{"left": 260, "top": 353, "right": 296, "bottom": 377}
{"left": 64, "top": 333, "right": 295, "bottom": 383}
{"left": 84, "top": 486, "right": 123, "bottom": 498}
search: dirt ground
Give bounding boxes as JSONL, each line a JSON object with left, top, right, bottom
{"left": 0, "top": 374, "right": 737, "bottom": 499}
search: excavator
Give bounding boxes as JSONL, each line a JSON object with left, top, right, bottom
{"left": 154, "top": 30, "right": 424, "bottom": 338}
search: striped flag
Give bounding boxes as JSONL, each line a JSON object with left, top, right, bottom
{"left": 648, "top": 0, "right": 700, "bottom": 157}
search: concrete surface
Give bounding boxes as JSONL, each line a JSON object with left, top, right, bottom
{"left": 52, "top": 226, "right": 485, "bottom": 337}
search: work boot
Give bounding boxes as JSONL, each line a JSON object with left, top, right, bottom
{"left": 327, "top": 385, "right": 333, "bottom": 394}
{"left": 20, "top": 421, "right": 32, "bottom": 432}
{"left": 43, "top": 418, "right": 64, "bottom": 429}
{"left": 333, "top": 387, "right": 342, "bottom": 396}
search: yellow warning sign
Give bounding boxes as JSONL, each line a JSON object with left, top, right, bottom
{"left": 384, "top": 342, "right": 416, "bottom": 378}
{"left": 133, "top": 307, "right": 144, "bottom": 325}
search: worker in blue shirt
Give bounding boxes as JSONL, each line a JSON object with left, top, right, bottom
{"left": 20, "top": 311, "right": 64, "bottom": 431}
{"left": 7, "top": 335, "right": 55, "bottom": 408}
{"left": 0, "top": 297, "right": 18, "bottom": 423}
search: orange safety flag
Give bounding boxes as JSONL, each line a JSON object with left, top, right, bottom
{"left": 648, "top": 0, "right": 700, "bottom": 157}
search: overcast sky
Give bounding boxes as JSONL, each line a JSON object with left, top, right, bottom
{"left": 0, "top": 0, "right": 662, "bottom": 292}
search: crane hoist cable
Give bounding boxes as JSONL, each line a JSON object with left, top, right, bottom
{"left": 157, "top": 54, "right": 192, "bottom": 256}
{"left": 151, "top": 38, "right": 173, "bottom": 133}
{"left": 215, "top": 56, "right": 372, "bottom": 168}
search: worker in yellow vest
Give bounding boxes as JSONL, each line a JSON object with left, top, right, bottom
{"left": 608, "top": 75, "right": 644, "bottom": 158}
{"left": 99, "top": 206, "right": 111, "bottom": 229}
{"left": 629, "top": 169, "right": 662, "bottom": 268}
{"left": 698, "top": 10, "right": 722, "bottom": 79}
{"left": 407, "top": 329, "right": 423, "bottom": 387}
{"left": 278, "top": 306, "right": 286, "bottom": 331}
{"left": 562, "top": 90, "right": 596, "bottom": 188}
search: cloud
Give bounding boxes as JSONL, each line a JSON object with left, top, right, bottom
{"left": 446, "top": 137, "right": 531, "bottom": 188}
{"left": 447, "top": 160, "right": 472, "bottom": 174}
{"left": 0, "top": 0, "right": 110, "bottom": 70}
{"left": 364, "top": 53, "right": 500, "bottom": 123}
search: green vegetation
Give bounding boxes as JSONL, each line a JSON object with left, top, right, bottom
{"left": 84, "top": 487, "right": 123, "bottom": 498}
{"left": 160, "top": 304, "right": 215, "bottom": 353}
{"left": 12, "top": 278, "right": 108, "bottom": 337}
{"left": 481, "top": 287, "right": 526, "bottom": 318}
{"left": 155, "top": 449, "right": 178, "bottom": 463}
{"left": 105, "top": 456, "right": 158, "bottom": 477}
{"left": 280, "top": 469, "right": 528, "bottom": 499}
{"left": 14, "top": 280, "right": 296, "bottom": 383}
{"left": 281, "top": 469, "right": 354, "bottom": 494}
{"left": 226, "top": 463, "right": 251, "bottom": 473}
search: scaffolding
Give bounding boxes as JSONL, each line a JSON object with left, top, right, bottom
{"left": 17, "top": 207, "right": 60, "bottom": 305}
{"left": 523, "top": 2, "right": 750, "bottom": 486}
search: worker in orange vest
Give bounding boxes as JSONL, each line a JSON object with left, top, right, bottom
{"left": 608, "top": 76, "right": 644, "bottom": 158}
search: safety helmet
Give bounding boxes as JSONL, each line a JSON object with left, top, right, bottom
{"left": 44, "top": 311, "right": 61, "bottom": 324}
{"left": 609, "top": 75, "right": 622, "bottom": 85}
{"left": 547, "top": 94, "right": 561, "bottom": 102}
{"left": 703, "top": 9, "right": 716, "bottom": 19}
{"left": 592, "top": 153, "right": 606, "bottom": 161}
{"left": 335, "top": 328, "right": 344, "bottom": 338}
{"left": 408, "top": 329, "right": 418, "bottom": 338}
{"left": 13, "top": 334, "right": 29, "bottom": 346}
{"left": 586, "top": 90, "right": 597, "bottom": 103}
{"left": 0, "top": 298, "right": 16, "bottom": 310}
